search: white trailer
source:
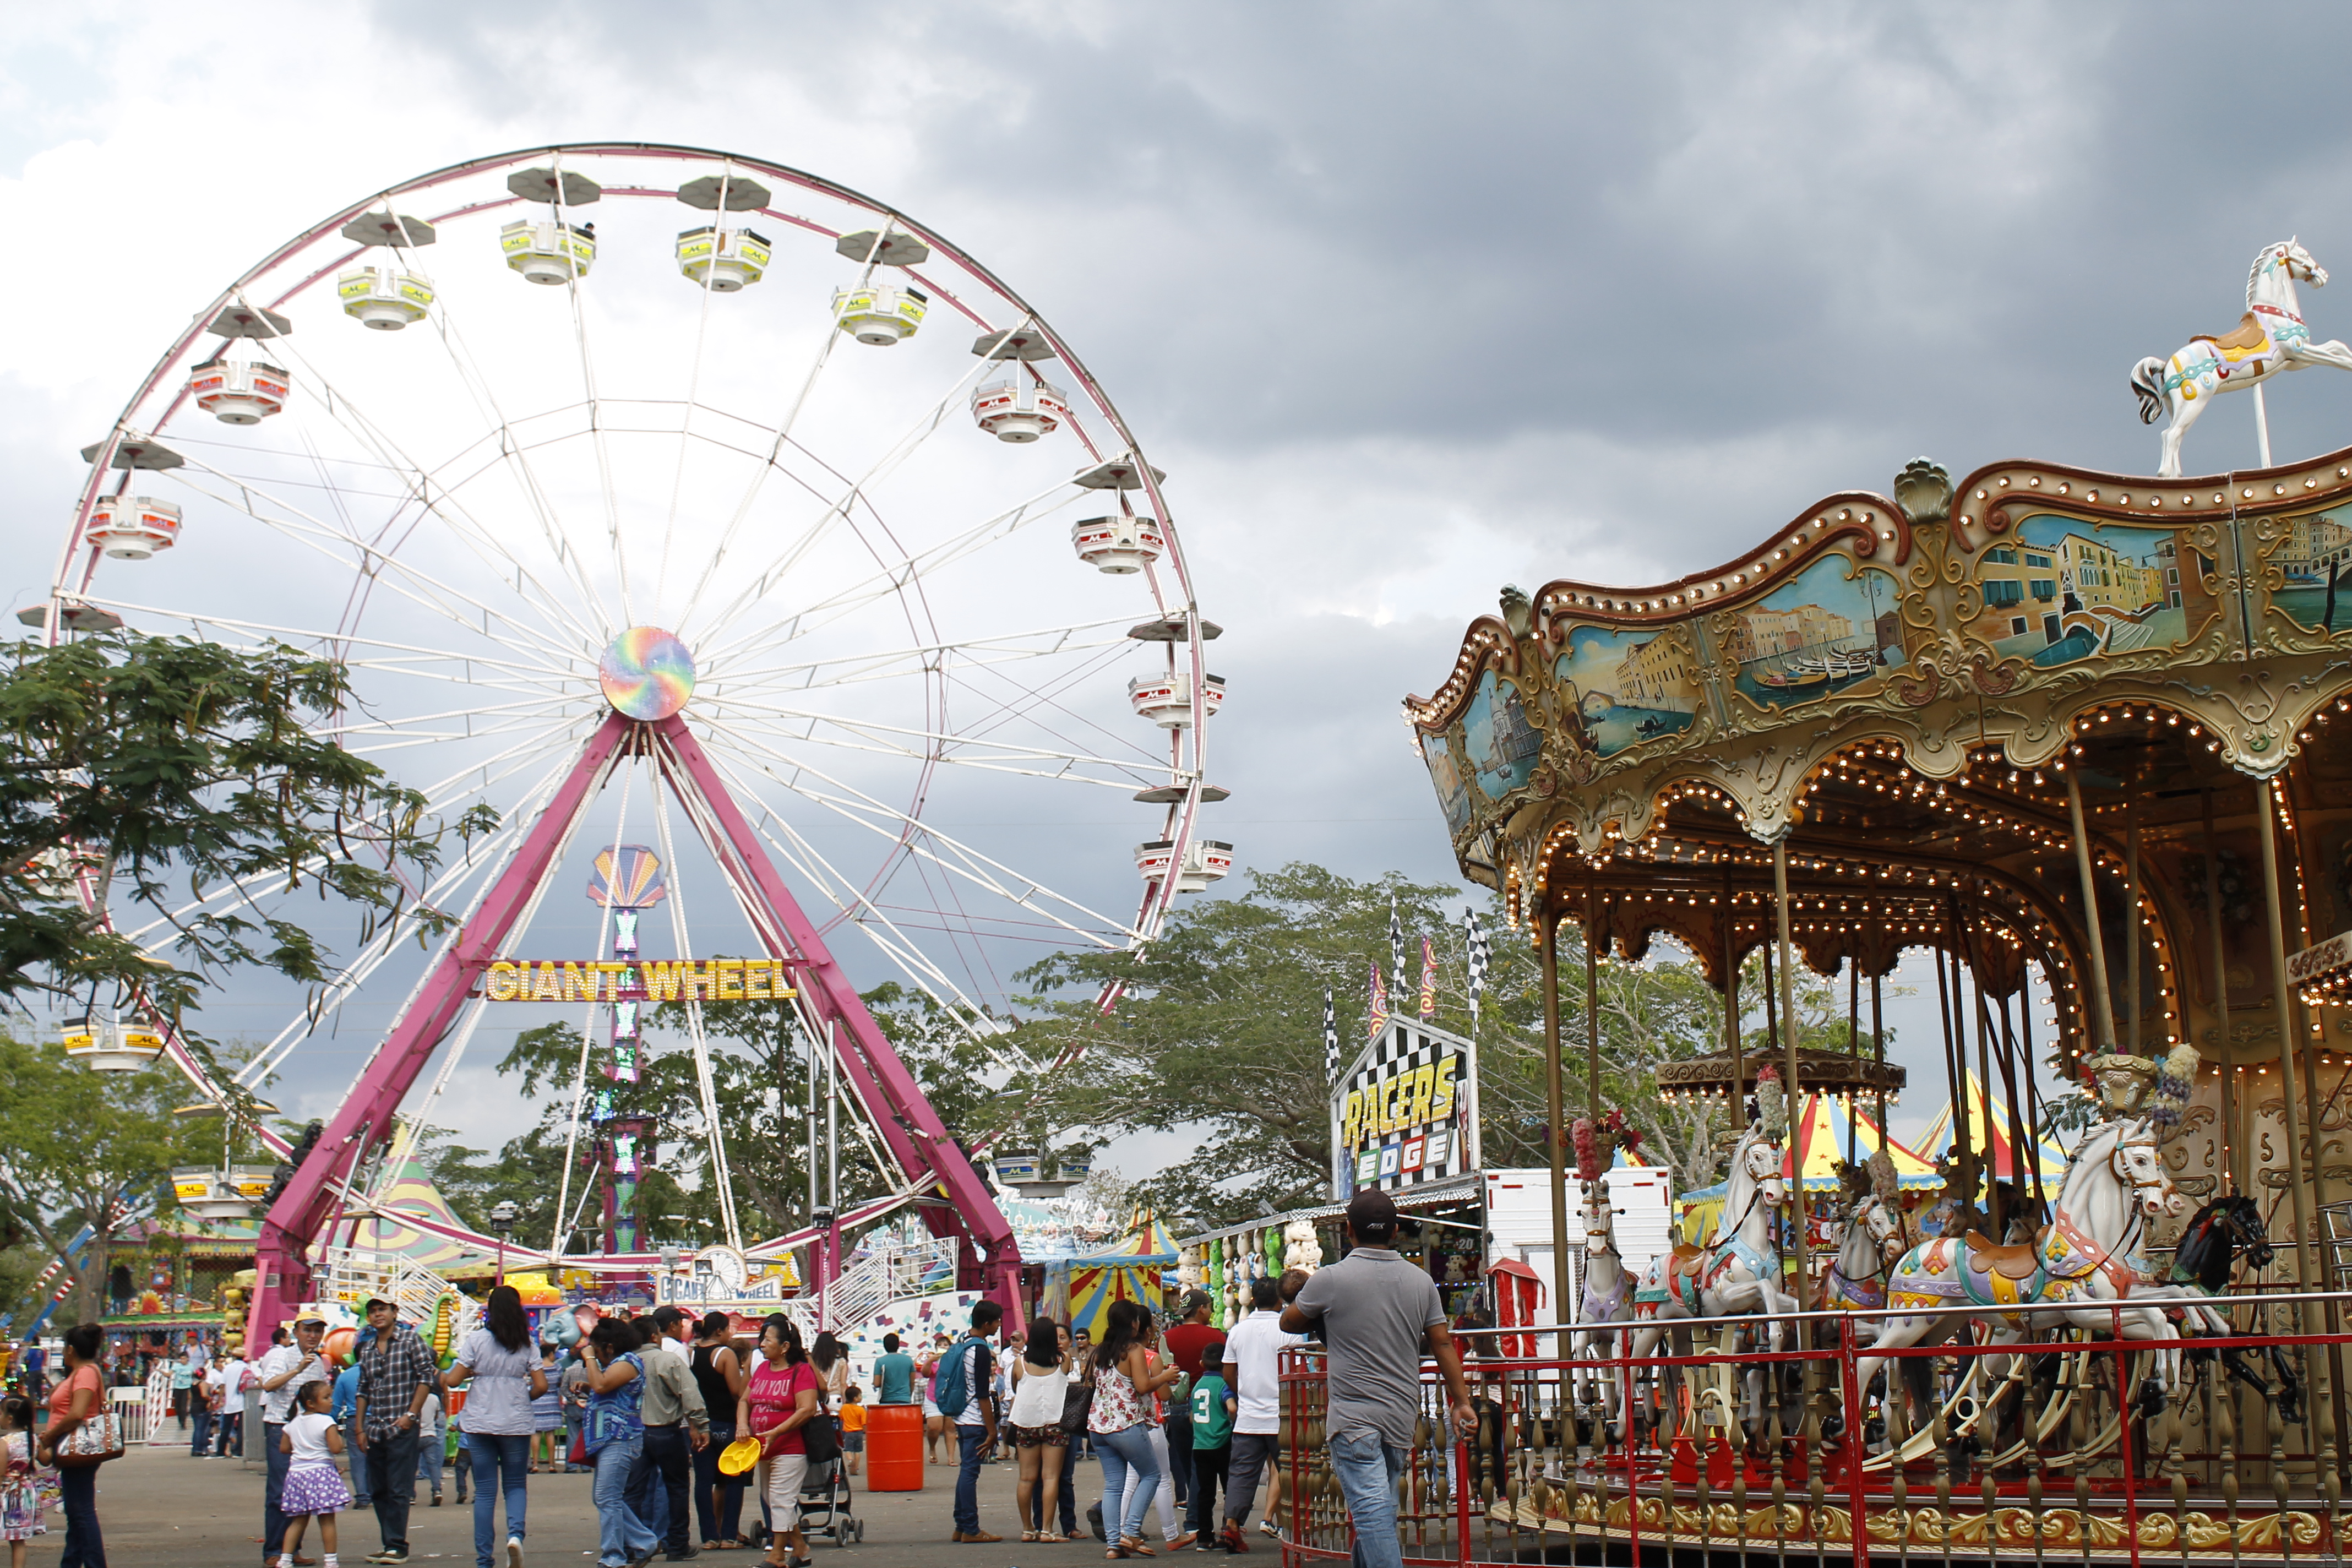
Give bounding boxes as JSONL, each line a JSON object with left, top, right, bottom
{"left": 1483, "top": 1165, "right": 1674, "bottom": 1331}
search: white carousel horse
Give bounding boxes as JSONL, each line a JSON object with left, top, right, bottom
{"left": 1631, "top": 1123, "right": 1798, "bottom": 1421}
{"left": 1818, "top": 1189, "right": 1906, "bottom": 1343}
{"left": 2131, "top": 238, "right": 2352, "bottom": 478}
{"left": 1567, "top": 1178, "right": 1634, "bottom": 1414}
{"left": 1853, "top": 1115, "right": 2186, "bottom": 1420}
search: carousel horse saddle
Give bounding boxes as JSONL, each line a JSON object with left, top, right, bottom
{"left": 1663, "top": 1243, "right": 1707, "bottom": 1278}
{"left": 1963, "top": 1228, "right": 2049, "bottom": 1280}
{"left": 2192, "top": 312, "right": 2270, "bottom": 356}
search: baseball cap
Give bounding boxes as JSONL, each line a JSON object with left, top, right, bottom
{"left": 1180, "top": 1288, "right": 1211, "bottom": 1313}
{"left": 1346, "top": 1189, "right": 1399, "bottom": 1243}
{"left": 295, "top": 1315, "right": 326, "bottom": 1328}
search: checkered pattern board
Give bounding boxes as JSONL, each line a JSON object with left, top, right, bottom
{"left": 1332, "top": 1018, "right": 1478, "bottom": 1198}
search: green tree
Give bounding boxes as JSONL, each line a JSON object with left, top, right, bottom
{"left": 0, "top": 1029, "right": 226, "bottom": 1321}
{"left": 0, "top": 632, "right": 466, "bottom": 1081}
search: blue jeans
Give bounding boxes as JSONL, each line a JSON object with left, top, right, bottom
{"left": 418, "top": 1428, "right": 445, "bottom": 1493}
{"left": 58, "top": 1461, "right": 104, "bottom": 1568}
{"left": 364, "top": 1423, "right": 420, "bottom": 1554}
{"left": 692, "top": 1421, "right": 745, "bottom": 1544}
{"left": 643, "top": 1424, "right": 693, "bottom": 1551}
{"left": 467, "top": 1433, "right": 532, "bottom": 1568}
{"left": 952, "top": 1423, "right": 989, "bottom": 1536}
{"left": 1093, "top": 1423, "right": 1159, "bottom": 1545}
{"left": 189, "top": 1405, "right": 213, "bottom": 1457}
{"left": 1326, "top": 1427, "right": 1407, "bottom": 1568}
{"left": 592, "top": 1434, "right": 658, "bottom": 1567}
{"left": 346, "top": 1415, "right": 372, "bottom": 1504}
{"left": 263, "top": 1422, "right": 291, "bottom": 1555}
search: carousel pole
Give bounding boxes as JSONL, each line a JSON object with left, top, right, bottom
{"left": 1932, "top": 907, "right": 1974, "bottom": 1205}
{"left": 2064, "top": 769, "right": 2122, "bottom": 1053}
{"left": 1726, "top": 864, "right": 1746, "bottom": 1132}
{"left": 1774, "top": 838, "right": 1809, "bottom": 1312}
{"left": 1539, "top": 894, "right": 1572, "bottom": 1353}
{"left": 1870, "top": 961, "right": 1887, "bottom": 1143}
{"left": 2126, "top": 823, "right": 2143, "bottom": 1054}
{"left": 1585, "top": 861, "right": 1603, "bottom": 1120}
{"left": 1846, "top": 958, "right": 1860, "bottom": 1169}
{"left": 2255, "top": 774, "right": 2343, "bottom": 1511}
{"left": 2202, "top": 787, "right": 2244, "bottom": 1195}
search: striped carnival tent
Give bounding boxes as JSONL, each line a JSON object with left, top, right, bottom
{"left": 1044, "top": 1209, "right": 1178, "bottom": 1338}
{"left": 1676, "top": 1095, "right": 1940, "bottom": 1244}
{"left": 1910, "top": 1069, "right": 2070, "bottom": 1193}
{"left": 327, "top": 1141, "right": 504, "bottom": 1277}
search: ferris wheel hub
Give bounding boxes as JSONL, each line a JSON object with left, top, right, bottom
{"left": 600, "top": 627, "right": 697, "bottom": 720}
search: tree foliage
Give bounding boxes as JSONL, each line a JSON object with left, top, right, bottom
{"left": 0, "top": 633, "right": 462, "bottom": 1073}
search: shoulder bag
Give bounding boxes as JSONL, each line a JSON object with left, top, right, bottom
{"left": 1058, "top": 1365, "right": 1094, "bottom": 1436}
{"left": 54, "top": 1374, "right": 123, "bottom": 1468}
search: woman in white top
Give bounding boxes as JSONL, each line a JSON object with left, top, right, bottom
{"left": 809, "top": 1333, "right": 850, "bottom": 1405}
{"left": 1005, "top": 1321, "right": 1069, "bottom": 1544}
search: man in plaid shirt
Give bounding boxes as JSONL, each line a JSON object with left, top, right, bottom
{"left": 354, "top": 1297, "right": 437, "bottom": 1565}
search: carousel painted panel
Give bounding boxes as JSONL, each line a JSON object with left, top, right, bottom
{"left": 2251, "top": 502, "right": 2352, "bottom": 635}
{"left": 1720, "top": 553, "right": 1905, "bottom": 712}
{"left": 1419, "top": 726, "right": 1474, "bottom": 834}
{"left": 1461, "top": 667, "right": 1540, "bottom": 799}
{"left": 1549, "top": 622, "right": 1700, "bottom": 758}
{"left": 1961, "top": 512, "right": 2216, "bottom": 670}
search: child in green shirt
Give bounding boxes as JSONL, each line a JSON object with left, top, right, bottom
{"left": 1185, "top": 1340, "right": 1236, "bottom": 1539}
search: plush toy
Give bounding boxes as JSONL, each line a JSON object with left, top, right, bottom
{"left": 1281, "top": 1219, "right": 1323, "bottom": 1275}
{"left": 1176, "top": 1245, "right": 1203, "bottom": 1297}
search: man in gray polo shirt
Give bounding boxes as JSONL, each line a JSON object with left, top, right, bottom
{"left": 1282, "top": 1190, "right": 1475, "bottom": 1568}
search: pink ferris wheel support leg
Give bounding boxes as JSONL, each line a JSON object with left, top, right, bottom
{"left": 248, "top": 712, "right": 633, "bottom": 1344}
{"left": 248, "top": 709, "right": 1024, "bottom": 1346}
{"left": 652, "top": 716, "right": 1026, "bottom": 1334}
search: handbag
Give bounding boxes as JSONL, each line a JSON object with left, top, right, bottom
{"left": 56, "top": 1409, "right": 123, "bottom": 1468}
{"left": 799, "top": 1411, "right": 841, "bottom": 1467}
{"left": 567, "top": 1429, "right": 587, "bottom": 1467}
{"left": 1058, "top": 1375, "right": 1093, "bottom": 1436}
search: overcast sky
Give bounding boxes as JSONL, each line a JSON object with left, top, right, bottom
{"left": 5, "top": 3, "right": 2337, "bottom": 1175}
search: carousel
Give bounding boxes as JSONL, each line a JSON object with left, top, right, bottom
{"left": 1353, "top": 255, "right": 2352, "bottom": 1561}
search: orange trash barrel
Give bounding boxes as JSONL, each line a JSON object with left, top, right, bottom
{"left": 865, "top": 1402, "right": 925, "bottom": 1491}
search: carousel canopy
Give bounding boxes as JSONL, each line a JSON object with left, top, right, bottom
{"left": 1678, "top": 1093, "right": 1940, "bottom": 1207}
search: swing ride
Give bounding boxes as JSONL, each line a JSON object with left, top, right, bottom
{"left": 1393, "top": 357, "right": 2352, "bottom": 1550}
{"left": 34, "top": 144, "right": 1222, "bottom": 1346}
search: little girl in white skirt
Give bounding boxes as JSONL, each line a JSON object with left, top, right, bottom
{"left": 279, "top": 1380, "right": 353, "bottom": 1568}
{"left": 3, "top": 1393, "right": 49, "bottom": 1568}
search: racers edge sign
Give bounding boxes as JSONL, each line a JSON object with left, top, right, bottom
{"left": 1330, "top": 1017, "right": 1483, "bottom": 1199}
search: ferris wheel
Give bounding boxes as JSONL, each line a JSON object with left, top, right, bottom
{"left": 36, "top": 143, "right": 1226, "bottom": 1326}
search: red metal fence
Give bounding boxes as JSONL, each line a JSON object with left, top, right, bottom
{"left": 1272, "top": 1294, "right": 2350, "bottom": 1564}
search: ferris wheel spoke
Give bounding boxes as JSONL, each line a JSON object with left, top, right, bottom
{"left": 683, "top": 341, "right": 1009, "bottom": 647}
{"left": 703, "top": 616, "right": 1130, "bottom": 694}
{"left": 697, "top": 480, "right": 1091, "bottom": 672}
{"left": 707, "top": 707, "right": 1157, "bottom": 788}
{"left": 542, "top": 166, "right": 634, "bottom": 625}
{"left": 155, "top": 458, "right": 591, "bottom": 673}
{"left": 83, "top": 597, "right": 579, "bottom": 693}
{"left": 700, "top": 719, "right": 1135, "bottom": 945}
{"left": 940, "top": 635, "right": 1168, "bottom": 763}
{"left": 665, "top": 738, "right": 1010, "bottom": 1037}
{"left": 260, "top": 349, "right": 615, "bottom": 655}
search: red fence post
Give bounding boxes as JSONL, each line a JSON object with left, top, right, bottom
{"left": 1455, "top": 1435, "right": 1472, "bottom": 1567}
{"left": 1842, "top": 1314, "right": 1868, "bottom": 1568}
{"left": 2113, "top": 1309, "right": 2142, "bottom": 1568}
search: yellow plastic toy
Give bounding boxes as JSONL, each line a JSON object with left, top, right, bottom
{"left": 717, "top": 1436, "right": 762, "bottom": 1477}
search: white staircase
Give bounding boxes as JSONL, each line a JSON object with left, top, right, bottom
{"left": 819, "top": 1237, "right": 959, "bottom": 1331}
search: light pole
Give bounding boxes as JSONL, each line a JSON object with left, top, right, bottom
{"left": 489, "top": 1200, "right": 519, "bottom": 1287}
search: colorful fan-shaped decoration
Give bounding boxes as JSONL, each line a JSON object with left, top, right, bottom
{"left": 589, "top": 845, "right": 667, "bottom": 909}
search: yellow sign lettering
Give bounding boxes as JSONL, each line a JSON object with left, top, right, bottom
{"left": 715, "top": 959, "right": 745, "bottom": 1001}
{"left": 1430, "top": 1054, "right": 1458, "bottom": 1124}
{"left": 1406, "top": 1063, "right": 1435, "bottom": 1126}
{"left": 486, "top": 962, "right": 519, "bottom": 1001}
{"left": 561, "top": 962, "right": 596, "bottom": 1002}
{"left": 643, "top": 962, "right": 684, "bottom": 1002}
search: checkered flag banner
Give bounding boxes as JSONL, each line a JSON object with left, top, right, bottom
{"left": 1390, "top": 894, "right": 1407, "bottom": 1000}
{"left": 1323, "top": 988, "right": 1340, "bottom": 1085}
{"left": 1465, "top": 907, "right": 1490, "bottom": 1025}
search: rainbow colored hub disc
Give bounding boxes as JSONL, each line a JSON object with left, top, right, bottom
{"left": 599, "top": 627, "right": 696, "bottom": 720}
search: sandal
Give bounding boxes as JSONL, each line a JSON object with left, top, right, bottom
{"left": 1022, "top": 1532, "right": 1041, "bottom": 1543}
{"left": 1121, "top": 1540, "right": 1156, "bottom": 1558}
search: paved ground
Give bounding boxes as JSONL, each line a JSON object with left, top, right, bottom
{"left": 36, "top": 1441, "right": 1164, "bottom": 1568}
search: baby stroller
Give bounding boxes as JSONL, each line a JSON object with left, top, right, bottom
{"left": 796, "top": 1456, "right": 862, "bottom": 1548}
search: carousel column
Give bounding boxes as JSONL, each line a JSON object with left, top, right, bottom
{"left": 1773, "top": 839, "right": 1809, "bottom": 1311}
{"left": 2201, "top": 787, "right": 2244, "bottom": 1196}
{"left": 2065, "top": 769, "right": 2122, "bottom": 1053}
{"left": 1539, "top": 897, "right": 1572, "bottom": 1357}
{"left": 1585, "top": 864, "right": 1603, "bottom": 1119}
{"left": 2256, "top": 775, "right": 2345, "bottom": 1519}
{"left": 1725, "top": 864, "right": 1746, "bottom": 1133}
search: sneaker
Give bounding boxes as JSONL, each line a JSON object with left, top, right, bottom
{"left": 429, "top": 1494, "right": 442, "bottom": 1507}
{"left": 1258, "top": 1521, "right": 1278, "bottom": 1538}
{"left": 1218, "top": 1525, "right": 1250, "bottom": 1554}
{"left": 506, "top": 1538, "right": 524, "bottom": 1568}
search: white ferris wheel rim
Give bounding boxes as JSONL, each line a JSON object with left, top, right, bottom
{"left": 45, "top": 142, "right": 1220, "bottom": 1152}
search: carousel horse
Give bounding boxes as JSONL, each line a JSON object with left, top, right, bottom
{"left": 2131, "top": 238, "right": 2352, "bottom": 478}
{"left": 1631, "top": 1120, "right": 1798, "bottom": 1423}
{"left": 1567, "top": 1177, "right": 1634, "bottom": 1420}
{"left": 1819, "top": 1188, "right": 1907, "bottom": 1340}
{"left": 2141, "top": 1193, "right": 2301, "bottom": 1423}
{"left": 1853, "top": 1110, "right": 2186, "bottom": 1427}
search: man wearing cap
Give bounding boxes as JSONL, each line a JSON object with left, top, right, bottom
{"left": 1161, "top": 1289, "right": 1218, "bottom": 1517}
{"left": 1282, "top": 1190, "right": 1476, "bottom": 1568}
{"left": 259, "top": 1315, "right": 334, "bottom": 1566}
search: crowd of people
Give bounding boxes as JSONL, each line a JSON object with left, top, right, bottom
{"left": 0, "top": 1189, "right": 1472, "bottom": 1568}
